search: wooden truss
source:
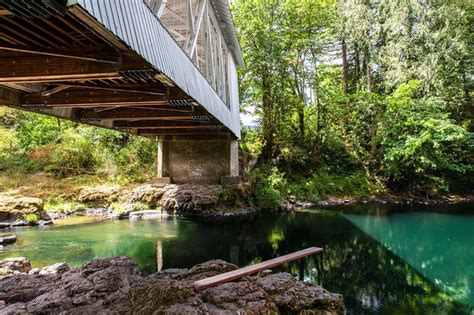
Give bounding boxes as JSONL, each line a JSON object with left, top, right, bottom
{"left": 0, "top": 1, "right": 229, "bottom": 138}
{"left": 146, "top": 0, "right": 231, "bottom": 107}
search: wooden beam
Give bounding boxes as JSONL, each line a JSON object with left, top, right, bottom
{"left": 21, "top": 89, "right": 190, "bottom": 108}
{"left": 193, "top": 247, "right": 323, "bottom": 291}
{"left": 68, "top": 5, "right": 129, "bottom": 51}
{"left": 0, "top": 44, "right": 120, "bottom": 64}
{"left": 0, "top": 55, "right": 126, "bottom": 83}
{"left": 0, "top": 87, "right": 20, "bottom": 105}
{"left": 48, "top": 82, "right": 167, "bottom": 96}
{"left": 41, "top": 85, "right": 71, "bottom": 96}
{"left": 114, "top": 121, "right": 210, "bottom": 128}
{"left": 138, "top": 130, "right": 229, "bottom": 137}
{"left": 0, "top": 83, "right": 43, "bottom": 93}
{"left": 185, "top": 0, "right": 207, "bottom": 57}
{"left": 130, "top": 125, "right": 216, "bottom": 130}
{"left": 78, "top": 108, "right": 201, "bottom": 120}
{"left": 0, "top": 9, "right": 14, "bottom": 16}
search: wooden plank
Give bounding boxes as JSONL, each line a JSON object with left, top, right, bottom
{"left": 21, "top": 89, "right": 189, "bottom": 106}
{"left": 68, "top": 4, "right": 129, "bottom": 51}
{"left": 0, "top": 44, "right": 120, "bottom": 64}
{"left": 0, "top": 83, "right": 43, "bottom": 93}
{"left": 0, "top": 54, "right": 146, "bottom": 84}
{"left": 41, "top": 85, "right": 71, "bottom": 96}
{"left": 193, "top": 247, "right": 323, "bottom": 291}
{"left": 48, "top": 82, "right": 168, "bottom": 96}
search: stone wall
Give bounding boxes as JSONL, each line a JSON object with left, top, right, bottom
{"left": 166, "top": 139, "right": 230, "bottom": 184}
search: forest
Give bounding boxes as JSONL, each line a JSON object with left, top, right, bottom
{"left": 234, "top": 0, "right": 473, "bottom": 205}
{"left": 0, "top": 0, "right": 472, "bottom": 208}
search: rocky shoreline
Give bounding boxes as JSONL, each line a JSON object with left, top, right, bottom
{"left": 0, "top": 256, "right": 345, "bottom": 314}
{"left": 284, "top": 194, "right": 474, "bottom": 210}
{"left": 1, "top": 182, "right": 472, "bottom": 230}
{"left": 0, "top": 183, "right": 257, "bottom": 229}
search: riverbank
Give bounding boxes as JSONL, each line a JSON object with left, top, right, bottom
{"left": 1, "top": 171, "right": 472, "bottom": 229}
{"left": 0, "top": 172, "right": 258, "bottom": 228}
{"left": 285, "top": 194, "right": 474, "bottom": 210}
{"left": 0, "top": 256, "right": 345, "bottom": 314}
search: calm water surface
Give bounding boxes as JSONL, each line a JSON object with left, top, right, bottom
{"left": 0, "top": 204, "right": 473, "bottom": 314}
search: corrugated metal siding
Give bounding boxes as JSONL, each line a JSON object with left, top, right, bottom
{"left": 75, "top": 0, "right": 240, "bottom": 138}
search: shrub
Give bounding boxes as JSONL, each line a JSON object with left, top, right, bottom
{"left": 43, "top": 129, "right": 99, "bottom": 177}
{"left": 24, "top": 213, "right": 39, "bottom": 225}
{"left": 380, "top": 81, "right": 472, "bottom": 194}
{"left": 254, "top": 180, "right": 282, "bottom": 211}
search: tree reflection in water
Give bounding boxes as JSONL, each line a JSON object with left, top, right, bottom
{"left": 1, "top": 207, "right": 472, "bottom": 314}
{"left": 161, "top": 211, "right": 472, "bottom": 314}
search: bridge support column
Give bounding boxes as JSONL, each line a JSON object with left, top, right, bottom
{"left": 154, "top": 138, "right": 171, "bottom": 184}
{"left": 221, "top": 139, "right": 240, "bottom": 185}
{"left": 154, "top": 137, "right": 239, "bottom": 184}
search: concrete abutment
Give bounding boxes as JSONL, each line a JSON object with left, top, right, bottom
{"left": 155, "top": 136, "right": 239, "bottom": 184}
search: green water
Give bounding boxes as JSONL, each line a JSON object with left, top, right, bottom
{"left": 0, "top": 205, "right": 473, "bottom": 314}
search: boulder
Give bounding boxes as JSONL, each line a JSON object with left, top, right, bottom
{"left": 0, "top": 235, "right": 16, "bottom": 246}
{"left": 38, "top": 262, "right": 70, "bottom": 275}
{"left": 77, "top": 186, "right": 119, "bottom": 206}
{"left": 0, "top": 196, "right": 49, "bottom": 223}
{"left": 129, "top": 210, "right": 167, "bottom": 221}
{"left": 158, "top": 184, "right": 221, "bottom": 214}
{"left": 0, "top": 257, "right": 31, "bottom": 275}
{"left": 0, "top": 257, "right": 345, "bottom": 314}
{"left": 121, "top": 184, "right": 165, "bottom": 207}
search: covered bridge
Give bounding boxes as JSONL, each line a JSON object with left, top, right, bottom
{"left": 0, "top": 0, "right": 243, "bottom": 184}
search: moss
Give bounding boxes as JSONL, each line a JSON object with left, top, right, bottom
{"left": 24, "top": 213, "right": 39, "bottom": 225}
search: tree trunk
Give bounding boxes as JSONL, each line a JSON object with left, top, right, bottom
{"left": 364, "top": 47, "right": 372, "bottom": 93}
{"left": 354, "top": 43, "right": 360, "bottom": 90}
{"left": 342, "top": 38, "right": 349, "bottom": 94}
{"left": 260, "top": 70, "right": 274, "bottom": 162}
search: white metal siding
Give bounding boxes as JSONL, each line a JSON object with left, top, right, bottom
{"left": 75, "top": 0, "right": 240, "bottom": 138}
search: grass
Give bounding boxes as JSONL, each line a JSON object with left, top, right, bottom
{"left": 24, "top": 213, "right": 39, "bottom": 224}
{"left": 0, "top": 171, "right": 110, "bottom": 199}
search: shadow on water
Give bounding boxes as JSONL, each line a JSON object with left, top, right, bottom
{"left": 1, "top": 204, "right": 473, "bottom": 314}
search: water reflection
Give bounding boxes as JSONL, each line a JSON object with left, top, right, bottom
{"left": 1, "top": 208, "right": 473, "bottom": 314}
{"left": 344, "top": 212, "right": 474, "bottom": 307}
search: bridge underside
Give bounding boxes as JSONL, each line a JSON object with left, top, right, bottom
{"left": 0, "top": 1, "right": 234, "bottom": 139}
{"left": 0, "top": 0, "right": 240, "bottom": 183}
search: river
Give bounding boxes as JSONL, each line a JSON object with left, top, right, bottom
{"left": 1, "top": 203, "right": 473, "bottom": 314}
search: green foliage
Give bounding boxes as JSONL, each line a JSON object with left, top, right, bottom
{"left": 0, "top": 107, "right": 157, "bottom": 183}
{"left": 24, "top": 213, "right": 39, "bottom": 225}
{"left": 233, "top": 0, "right": 472, "bottom": 197}
{"left": 380, "top": 81, "right": 472, "bottom": 194}
{"left": 288, "top": 170, "right": 383, "bottom": 202}
{"left": 252, "top": 168, "right": 283, "bottom": 211}
{"left": 42, "top": 128, "right": 99, "bottom": 177}
{"left": 254, "top": 182, "right": 282, "bottom": 211}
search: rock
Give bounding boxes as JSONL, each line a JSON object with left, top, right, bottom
{"left": 0, "top": 196, "right": 50, "bottom": 224}
{"left": 121, "top": 184, "right": 165, "bottom": 207}
{"left": 0, "top": 257, "right": 31, "bottom": 275}
{"left": 38, "top": 262, "right": 70, "bottom": 275}
{"left": 129, "top": 210, "right": 167, "bottom": 221}
{"left": 257, "top": 273, "right": 345, "bottom": 313}
{"left": 84, "top": 207, "right": 109, "bottom": 216}
{"left": 0, "top": 257, "right": 345, "bottom": 314}
{"left": 0, "top": 235, "right": 16, "bottom": 246}
{"left": 37, "top": 220, "right": 53, "bottom": 226}
{"left": 77, "top": 186, "right": 119, "bottom": 206}
{"left": 158, "top": 184, "right": 220, "bottom": 214}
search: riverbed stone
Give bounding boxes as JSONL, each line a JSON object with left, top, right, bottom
{"left": 38, "top": 262, "right": 70, "bottom": 275}
{"left": 0, "top": 235, "right": 16, "bottom": 246}
{"left": 0, "top": 257, "right": 345, "bottom": 314}
{"left": 0, "top": 196, "right": 49, "bottom": 224}
{"left": 77, "top": 186, "right": 120, "bottom": 206}
{"left": 0, "top": 257, "right": 31, "bottom": 275}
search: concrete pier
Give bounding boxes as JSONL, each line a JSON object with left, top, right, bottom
{"left": 155, "top": 137, "right": 239, "bottom": 184}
